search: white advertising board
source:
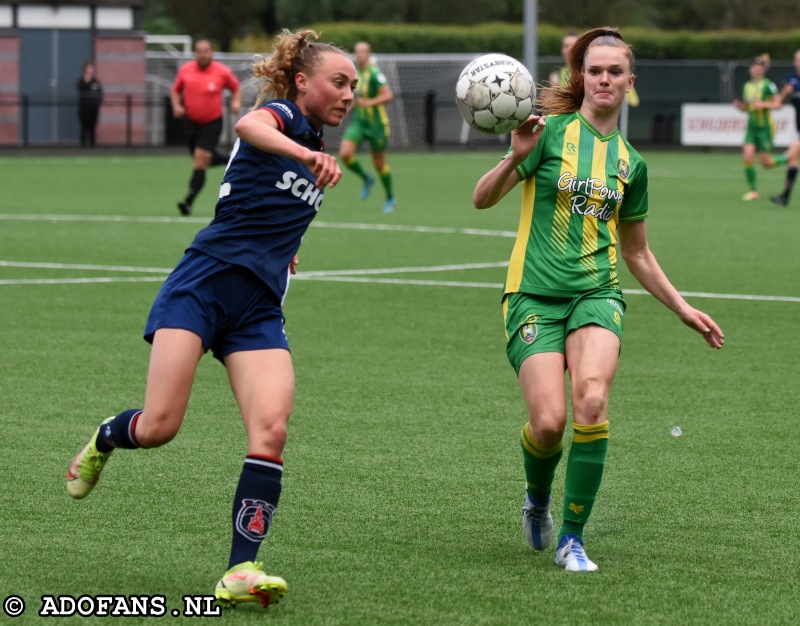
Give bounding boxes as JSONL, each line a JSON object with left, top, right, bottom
{"left": 681, "top": 103, "right": 796, "bottom": 147}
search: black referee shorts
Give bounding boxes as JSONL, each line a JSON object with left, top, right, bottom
{"left": 185, "top": 117, "right": 223, "bottom": 153}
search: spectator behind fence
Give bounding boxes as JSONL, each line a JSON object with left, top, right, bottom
{"left": 77, "top": 61, "right": 103, "bottom": 147}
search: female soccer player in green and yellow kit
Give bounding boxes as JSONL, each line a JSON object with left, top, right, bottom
{"left": 338, "top": 41, "right": 396, "bottom": 213}
{"left": 473, "top": 27, "right": 724, "bottom": 572}
{"left": 733, "top": 54, "right": 787, "bottom": 201}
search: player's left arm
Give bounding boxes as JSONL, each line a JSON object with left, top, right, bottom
{"left": 619, "top": 219, "right": 724, "bottom": 348}
{"left": 756, "top": 83, "right": 783, "bottom": 109}
{"left": 362, "top": 83, "right": 393, "bottom": 107}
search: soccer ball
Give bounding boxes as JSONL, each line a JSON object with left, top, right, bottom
{"left": 455, "top": 54, "right": 536, "bottom": 135}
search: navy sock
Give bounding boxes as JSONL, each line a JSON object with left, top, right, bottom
{"left": 95, "top": 409, "right": 142, "bottom": 453}
{"left": 228, "top": 456, "right": 284, "bottom": 569}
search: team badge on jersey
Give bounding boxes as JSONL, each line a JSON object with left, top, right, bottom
{"left": 616, "top": 158, "right": 630, "bottom": 181}
{"left": 236, "top": 499, "right": 276, "bottom": 542}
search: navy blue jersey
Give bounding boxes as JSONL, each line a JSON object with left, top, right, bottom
{"left": 782, "top": 71, "right": 800, "bottom": 128}
{"left": 188, "top": 99, "right": 325, "bottom": 301}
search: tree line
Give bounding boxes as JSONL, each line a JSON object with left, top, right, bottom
{"left": 144, "top": 0, "right": 800, "bottom": 52}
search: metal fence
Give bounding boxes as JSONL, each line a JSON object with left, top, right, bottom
{"left": 1, "top": 52, "right": 796, "bottom": 149}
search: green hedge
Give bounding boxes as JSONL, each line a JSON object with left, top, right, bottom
{"left": 234, "top": 22, "right": 800, "bottom": 60}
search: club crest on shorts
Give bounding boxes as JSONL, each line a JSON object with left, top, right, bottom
{"left": 236, "top": 499, "right": 276, "bottom": 542}
{"left": 519, "top": 314, "right": 539, "bottom": 344}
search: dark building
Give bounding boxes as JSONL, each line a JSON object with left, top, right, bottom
{"left": 0, "top": 0, "right": 146, "bottom": 145}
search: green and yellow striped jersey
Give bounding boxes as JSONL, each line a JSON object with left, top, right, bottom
{"left": 504, "top": 111, "right": 648, "bottom": 298}
{"left": 354, "top": 64, "right": 390, "bottom": 131}
{"left": 742, "top": 78, "right": 779, "bottom": 128}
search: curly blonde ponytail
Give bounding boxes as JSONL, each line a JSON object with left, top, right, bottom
{"left": 250, "top": 29, "right": 349, "bottom": 108}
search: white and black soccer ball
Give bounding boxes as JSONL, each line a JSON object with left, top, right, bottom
{"left": 455, "top": 54, "right": 536, "bottom": 135}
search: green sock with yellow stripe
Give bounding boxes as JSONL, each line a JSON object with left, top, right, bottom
{"left": 745, "top": 165, "right": 757, "bottom": 190}
{"left": 343, "top": 156, "right": 369, "bottom": 182}
{"left": 559, "top": 421, "right": 609, "bottom": 541}
{"left": 520, "top": 424, "right": 563, "bottom": 504}
{"left": 379, "top": 165, "right": 394, "bottom": 200}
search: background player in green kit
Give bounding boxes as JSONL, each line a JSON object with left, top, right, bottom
{"left": 733, "top": 54, "right": 787, "bottom": 201}
{"left": 338, "top": 41, "right": 396, "bottom": 213}
{"left": 473, "top": 27, "right": 725, "bottom": 572}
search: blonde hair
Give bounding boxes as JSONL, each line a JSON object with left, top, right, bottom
{"left": 752, "top": 53, "right": 771, "bottom": 70}
{"left": 538, "top": 26, "right": 635, "bottom": 116}
{"left": 250, "top": 29, "right": 349, "bottom": 108}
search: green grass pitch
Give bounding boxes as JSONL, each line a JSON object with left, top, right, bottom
{"left": 0, "top": 149, "right": 798, "bottom": 625}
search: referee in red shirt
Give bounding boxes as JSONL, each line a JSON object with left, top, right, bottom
{"left": 171, "top": 39, "right": 242, "bottom": 216}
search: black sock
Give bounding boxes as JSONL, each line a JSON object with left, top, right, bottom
{"left": 184, "top": 169, "right": 206, "bottom": 205}
{"left": 95, "top": 409, "right": 143, "bottom": 453}
{"left": 228, "top": 456, "right": 283, "bottom": 569}
{"left": 785, "top": 167, "right": 798, "bottom": 199}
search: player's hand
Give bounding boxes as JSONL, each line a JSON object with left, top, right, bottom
{"left": 173, "top": 103, "right": 185, "bottom": 118}
{"left": 289, "top": 255, "right": 299, "bottom": 275}
{"left": 510, "top": 115, "right": 546, "bottom": 158}
{"left": 679, "top": 306, "right": 725, "bottom": 349}
{"left": 303, "top": 151, "right": 342, "bottom": 188}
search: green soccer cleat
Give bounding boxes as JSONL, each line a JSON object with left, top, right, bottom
{"left": 66, "top": 417, "right": 114, "bottom": 499}
{"left": 215, "top": 561, "right": 287, "bottom": 608}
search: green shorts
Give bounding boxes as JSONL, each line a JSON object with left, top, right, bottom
{"left": 503, "top": 290, "right": 626, "bottom": 373}
{"left": 343, "top": 119, "right": 388, "bottom": 152}
{"left": 744, "top": 124, "right": 774, "bottom": 152}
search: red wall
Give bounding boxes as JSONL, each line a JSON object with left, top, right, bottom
{"left": 93, "top": 34, "right": 146, "bottom": 145}
{"left": 0, "top": 35, "right": 20, "bottom": 143}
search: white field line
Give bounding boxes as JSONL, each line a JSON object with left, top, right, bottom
{"left": 0, "top": 276, "right": 168, "bottom": 285}
{"left": 0, "top": 260, "right": 172, "bottom": 273}
{"left": 0, "top": 213, "right": 517, "bottom": 238}
{"left": 0, "top": 213, "right": 797, "bottom": 303}
{"left": 1, "top": 259, "right": 798, "bottom": 303}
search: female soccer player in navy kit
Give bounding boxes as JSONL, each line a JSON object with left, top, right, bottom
{"left": 473, "top": 27, "right": 724, "bottom": 572}
{"left": 67, "top": 29, "right": 357, "bottom": 607}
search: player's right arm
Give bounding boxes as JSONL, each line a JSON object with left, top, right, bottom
{"left": 170, "top": 71, "right": 185, "bottom": 118}
{"left": 235, "top": 109, "right": 341, "bottom": 189}
{"left": 473, "top": 116, "right": 546, "bottom": 209}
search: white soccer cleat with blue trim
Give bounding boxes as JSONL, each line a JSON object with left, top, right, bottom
{"left": 522, "top": 496, "right": 553, "bottom": 551}
{"left": 555, "top": 535, "right": 598, "bottom": 572}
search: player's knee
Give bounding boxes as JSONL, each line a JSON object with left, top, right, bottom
{"left": 134, "top": 410, "right": 183, "bottom": 448}
{"left": 248, "top": 415, "right": 289, "bottom": 456}
{"left": 528, "top": 413, "right": 566, "bottom": 448}
{"left": 571, "top": 383, "right": 609, "bottom": 424}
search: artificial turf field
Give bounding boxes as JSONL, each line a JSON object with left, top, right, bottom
{"left": 1, "top": 149, "right": 798, "bottom": 625}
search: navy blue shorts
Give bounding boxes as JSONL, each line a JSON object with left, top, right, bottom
{"left": 144, "top": 251, "right": 289, "bottom": 363}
